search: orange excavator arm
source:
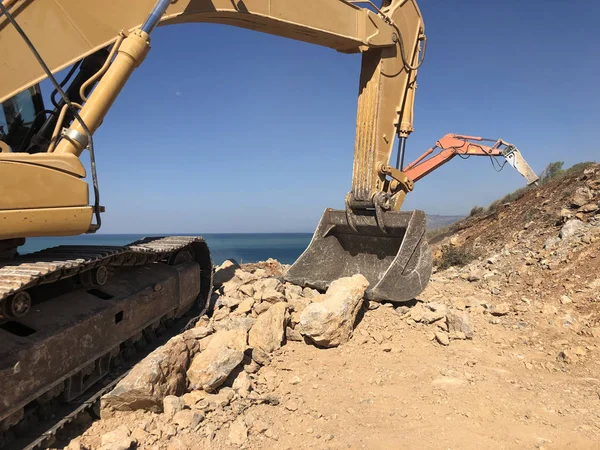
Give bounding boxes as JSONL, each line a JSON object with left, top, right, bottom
{"left": 403, "top": 133, "right": 539, "bottom": 184}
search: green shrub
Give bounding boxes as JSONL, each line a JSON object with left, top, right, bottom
{"left": 435, "top": 245, "right": 477, "bottom": 270}
{"left": 539, "top": 161, "right": 564, "bottom": 185}
{"left": 469, "top": 205, "right": 484, "bottom": 217}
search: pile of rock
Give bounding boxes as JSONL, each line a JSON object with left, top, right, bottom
{"left": 97, "top": 260, "right": 370, "bottom": 449}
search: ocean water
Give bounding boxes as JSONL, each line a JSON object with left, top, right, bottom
{"left": 19, "top": 233, "right": 313, "bottom": 266}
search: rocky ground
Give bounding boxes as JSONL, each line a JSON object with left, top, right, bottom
{"left": 57, "top": 164, "right": 600, "bottom": 450}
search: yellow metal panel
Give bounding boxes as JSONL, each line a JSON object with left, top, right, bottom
{"left": 0, "top": 161, "right": 88, "bottom": 209}
{"left": 0, "top": 207, "right": 93, "bottom": 239}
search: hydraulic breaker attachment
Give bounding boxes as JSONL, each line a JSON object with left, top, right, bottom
{"left": 502, "top": 145, "right": 539, "bottom": 185}
{"left": 285, "top": 209, "right": 432, "bottom": 303}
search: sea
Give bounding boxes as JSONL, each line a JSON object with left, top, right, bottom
{"left": 18, "top": 234, "right": 313, "bottom": 266}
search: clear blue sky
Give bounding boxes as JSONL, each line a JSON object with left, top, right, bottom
{"left": 46, "top": 0, "right": 599, "bottom": 233}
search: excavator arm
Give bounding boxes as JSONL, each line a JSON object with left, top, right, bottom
{"left": 404, "top": 134, "right": 539, "bottom": 184}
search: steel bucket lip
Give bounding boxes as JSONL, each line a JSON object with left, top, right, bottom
{"left": 285, "top": 208, "right": 432, "bottom": 303}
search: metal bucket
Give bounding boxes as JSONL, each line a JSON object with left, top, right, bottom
{"left": 285, "top": 208, "right": 432, "bottom": 303}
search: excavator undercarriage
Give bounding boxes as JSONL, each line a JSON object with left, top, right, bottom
{"left": 0, "top": 237, "right": 212, "bottom": 446}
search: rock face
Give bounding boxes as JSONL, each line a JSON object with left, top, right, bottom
{"left": 187, "top": 329, "right": 247, "bottom": 392}
{"left": 560, "top": 219, "right": 589, "bottom": 239}
{"left": 299, "top": 274, "right": 369, "bottom": 347}
{"left": 100, "top": 334, "right": 195, "bottom": 416}
{"left": 248, "top": 302, "right": 288, "bottom": 353}
{"left": 571, "top": 187, "right": 592, "bottom": 207}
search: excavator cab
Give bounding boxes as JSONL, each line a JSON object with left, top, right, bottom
{"left": 0, "top": 85, "right": 44, "bottom": 153}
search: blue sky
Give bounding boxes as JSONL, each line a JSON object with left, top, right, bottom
{"left": 43, "top": 0, "right": 599, "bottom": 233}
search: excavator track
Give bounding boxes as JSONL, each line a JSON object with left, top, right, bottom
{"left": 0, "top": 236, "right": 213, "bottom": 449}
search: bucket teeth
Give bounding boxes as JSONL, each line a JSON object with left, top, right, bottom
{"left": 285, "top": 209, "right": 432, "bottom": 303}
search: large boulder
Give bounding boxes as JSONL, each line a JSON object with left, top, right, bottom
{"left": 213, "top": 259, "right": 240, "bottom": 287}
{"left": 187, "top": 329, "right": 247, "bottom": 392}
{"left": 248, "top": 302, "right": 288, "bottom": 353}
{"left": 571, "top": 187, "right": 592, "bottom": 207}
{"left": 560, "top": 219, "right": 589, "bottom": 239}
{"left": 299, "top": 275, "right": 369, "bottom": 347}
{"left": 100, "top": 334, "right": 195, "bottom": 417}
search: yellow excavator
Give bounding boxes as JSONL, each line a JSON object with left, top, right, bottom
{"left": 0, "top": 0, "right": 538, "bottom": 440}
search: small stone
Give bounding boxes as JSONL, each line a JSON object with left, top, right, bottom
{"left": 261, "top": 287, "right": 286, "bottom": 303}
{"left": 286, "top": 326, "right": 303, "bottom": 342}
{"left": 288, "top": 375, "right": 301, "bottom": 385}
{"left": 525, "top": 363, "right": 533, "bottom": 370}
{"left": 435, "top": 332, "right": 450, "bottom": 346}
{"left": 557, "top": 349, "right": 578, "bottom": 364}
{"left": 236, "top": 297, "right": 255, "bottom": 315}
{"left": 233, "top": 371, "right": 252, "bottom": 397}
{"left": 248, "top": 347, "right": 271, "bottom": 366}
{"left": 446, "top": 310, "right": 473, "bottom": 339}
{"left": 560, "top": 208, "right": 573, "bottom": 221}
{"left": 449, "top": 331, "right": 466, "bottom": 340}
{"left": 220, "top": 296, "right": 242, "bottom": 308}
{"left": 367, "top": 301, "right": 380, "bottom": 310}
{"left": 302, "top": 287, "right": 320, "bottom": 298}
{"left": 264, "top": 428, "right": 279, "bottom": 440}
{"left": 560, "top": 295, "right": 572, "bottom": 305}
{"left": 163, "top": 395, "right": 184, "bottom": 417}
{"left": 205, "top": 389, "right": 233, "bottom": 408}
{"left": 490, "top": 303, "right": 510, "bottom": 316}
{"left": 228, "top": 417, "right": 248, "bottom": 445}
{"left": 370, "top": 329, "right": 384, "bottom": 344}
{"left": 467, "top": 271, "right": 481, "bottom": 282}
{"left": 100, "top": 426, "right": 133, "bottom": 450}
{"left": 239, "top": 283, "right": 255, "bottom": 297}
{"left": 172, "top": 410, "right": 204, "bottom": 430}
{"left": 579, "top": 202, "right": 599, "bottom": 213}
{"left": 182, "top": 391, "right": 206, "bottom": 408}
{"left": 285, "top": 400, "right": 299, "bottom": 411}
{"left": 285, "top": 283, "right": 304, "bottom": 299}
{"left": 381, "top": 342, "right": 393, "bottom": 352}
{"left": 251, "top": 419, "right": 270, "bottom": 434}
{"left": 254, "top": 301, "right": 272, "bottom": 315}
{"left": 163, "top": 424, "right": 177, "bottom": 439}
{"left": 212, "top": 307, "right": 230, "bottom": 321}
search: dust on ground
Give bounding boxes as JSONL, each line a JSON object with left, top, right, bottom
{"left": 59, "top": 164, "right": 600, "bottom": 450}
